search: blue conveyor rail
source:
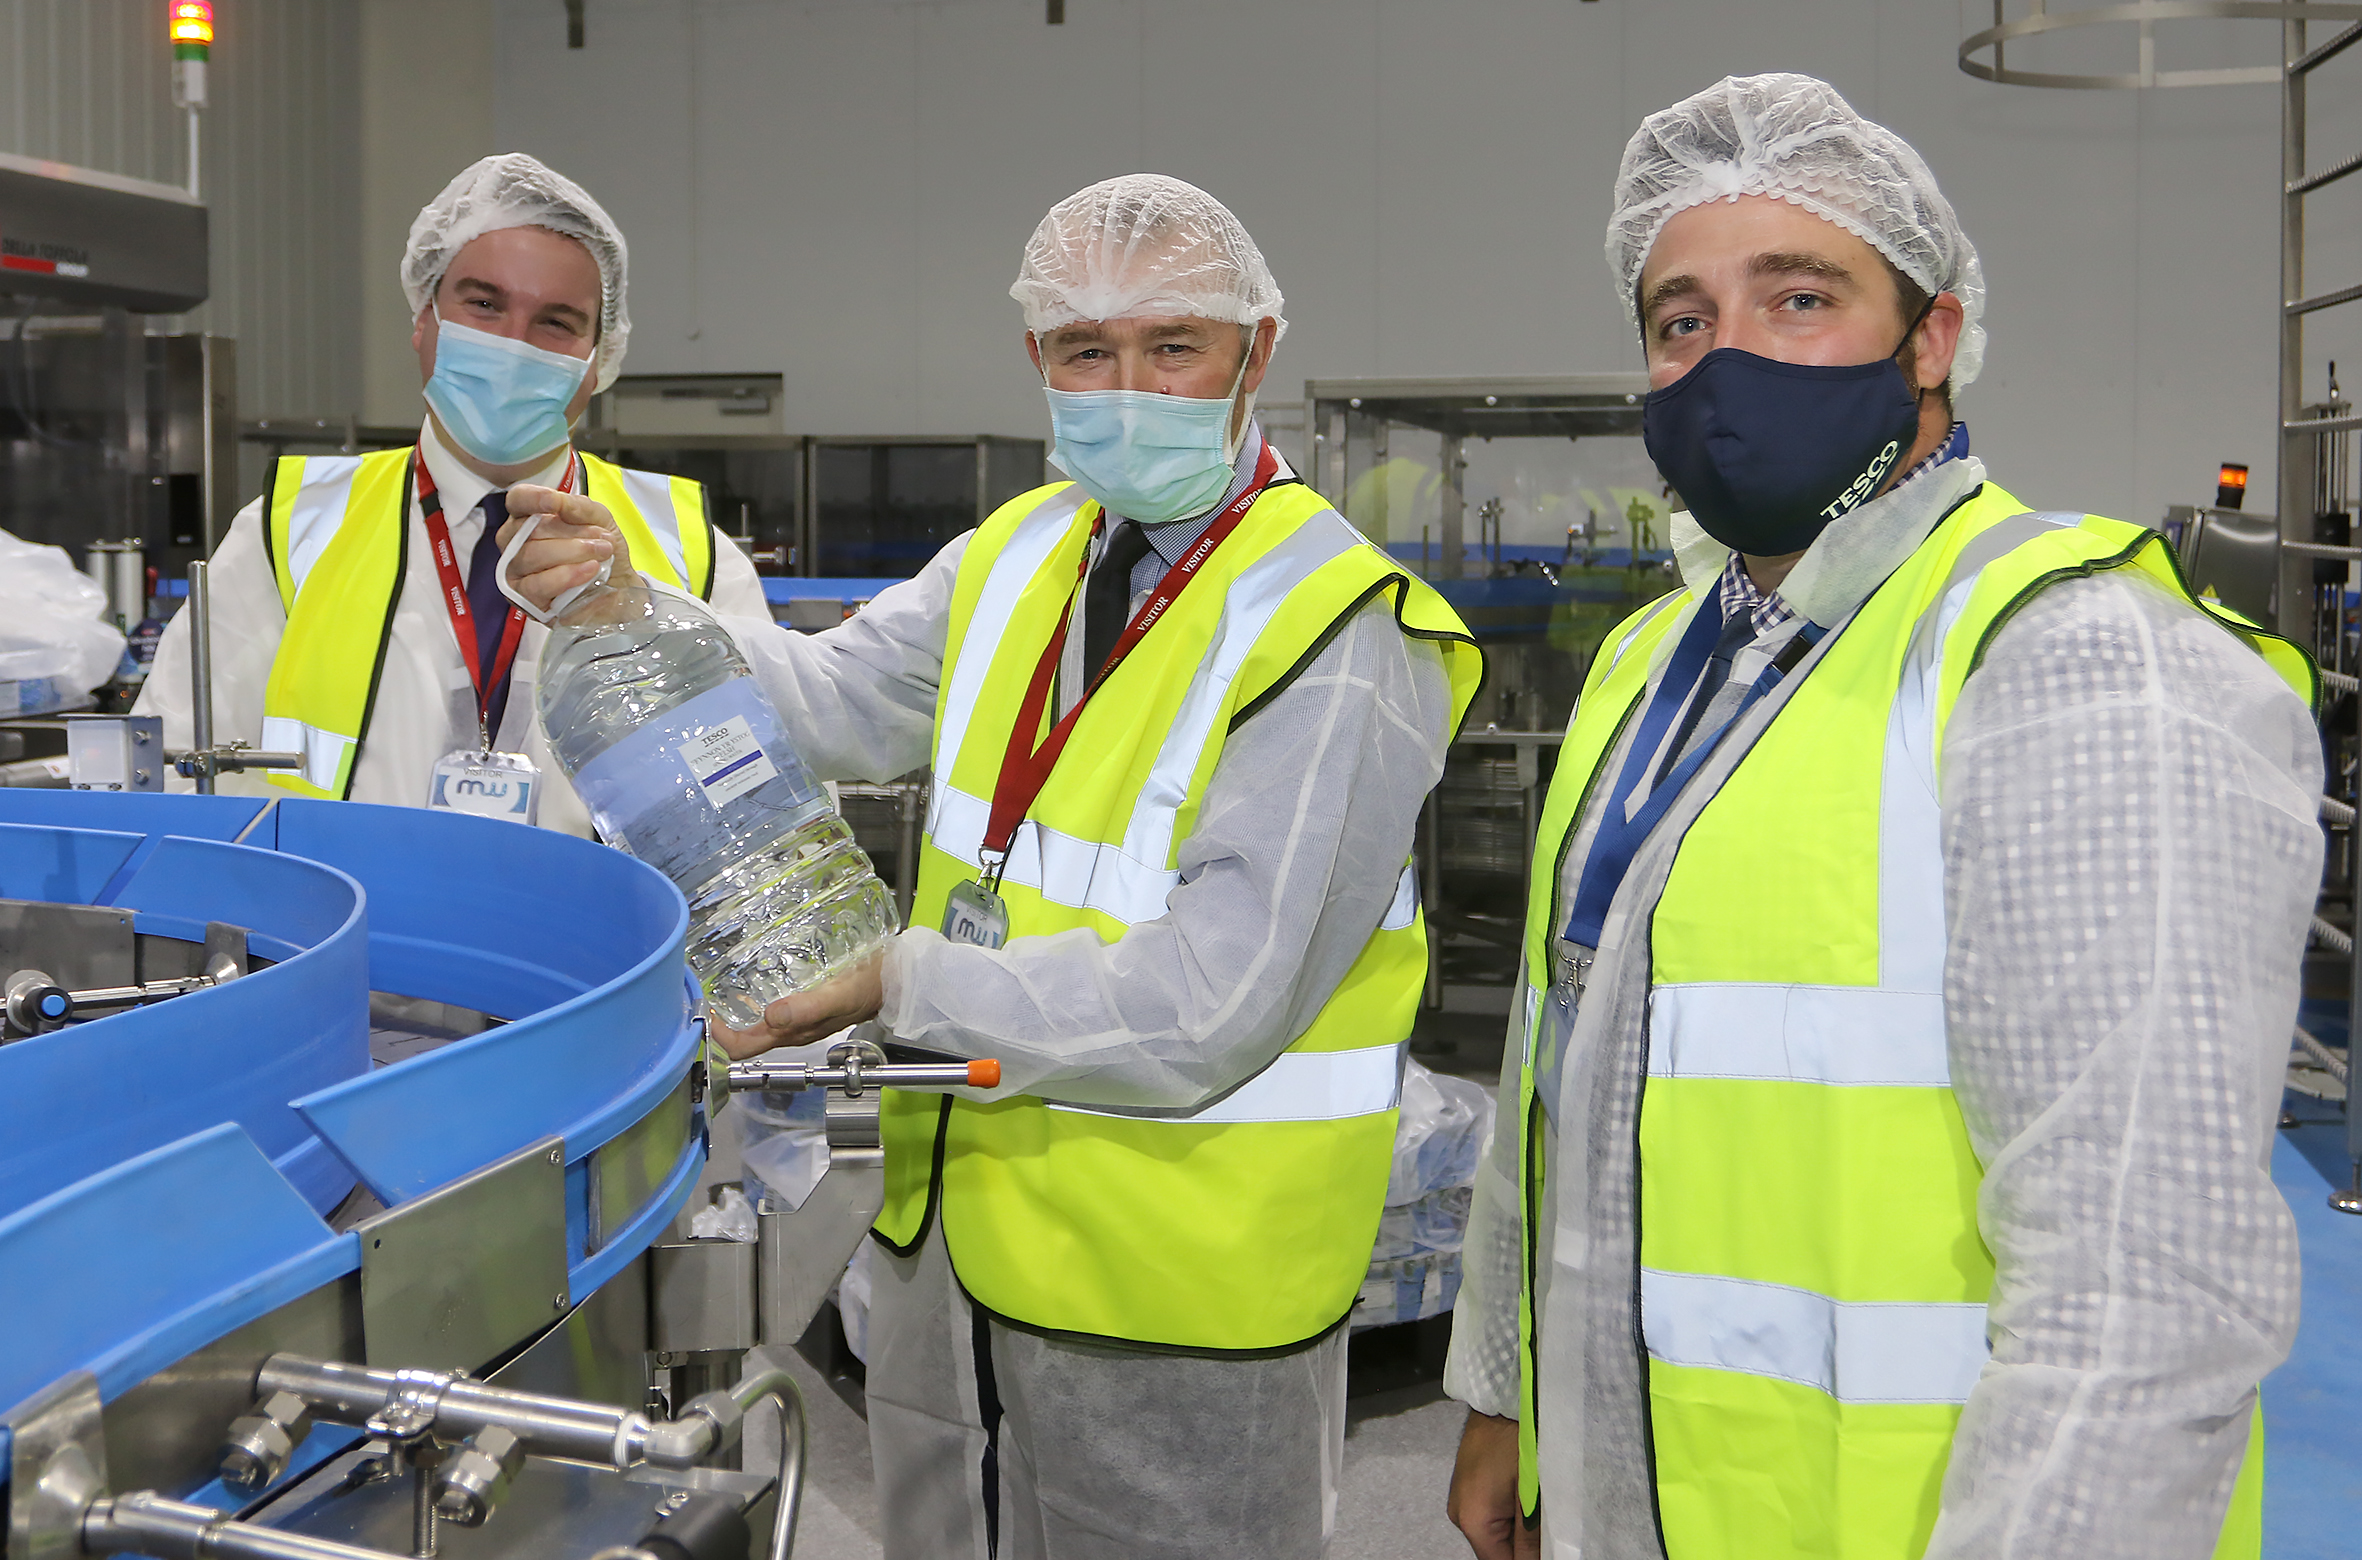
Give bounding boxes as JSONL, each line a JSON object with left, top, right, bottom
{"left": 0, "top": 793, "right": 705, "bottom": 1490}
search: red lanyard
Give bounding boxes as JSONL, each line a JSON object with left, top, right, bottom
{"left": 980, "top": 444, "right": 1281, "bottom": 884}
{"left": 415, "top": 445, "right": 574, "bottom": 740}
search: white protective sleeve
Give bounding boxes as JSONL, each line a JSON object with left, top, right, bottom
{"left": 723, "top": 536, "right": 1458, "bottom": 1112}
{"left": 719, "top": 538, "right": 963, "bottom": 788}
{"left": 1442, "top": 1000, "right": 1538, "bottom": 1421}
{"left": 1925, "top": 569, "right": 2319, "bottom": 1557}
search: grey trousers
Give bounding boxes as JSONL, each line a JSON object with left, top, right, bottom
{"left": 863, "top": 1224, "right": 1346, "bottom": 1560}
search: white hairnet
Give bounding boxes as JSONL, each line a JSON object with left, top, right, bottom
{"left": 1607, "top": 74, "right": 1987, "bottom": 391}
{"left": 1011, "top": 174, "right": 1287, "bottom": 344}
{"left": 402, "top": 153, "right": 631, "bottom": 392}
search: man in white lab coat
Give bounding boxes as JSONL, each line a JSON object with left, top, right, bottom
{"left": 138, "top": 153, "right": 767, "bottom": 832}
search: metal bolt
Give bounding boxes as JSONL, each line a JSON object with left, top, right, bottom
{"left": 546, "top": 1145, "right": 562, "bottom": 1165}
{"left": 432, "top": 1425, "right": 524, "bottom": 1527}
{"left": 220, "top": 1390, "right": 315, "bottom": 1493}
{"left": 551, "top": 1292, "right": 569, "bottom": 1311}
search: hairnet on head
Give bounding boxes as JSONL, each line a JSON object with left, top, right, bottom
{"left": 1012, "top": 175, "right": 1287, "bottom": 344}
{"left": 1607, "top": 73, "right": 1987, "bottom": 391}
{"left": 402, "top": 153, "right": 632, "bottom": 392}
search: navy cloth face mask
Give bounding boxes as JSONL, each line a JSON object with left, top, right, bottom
{"left": 1642, "top": 347, "right": 1923, "bottom": 558}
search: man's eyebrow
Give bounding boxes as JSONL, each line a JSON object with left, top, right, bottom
{"left": 1640, "top": 273, "right": 1705, "bottom": 319}
{"left": 447, "top": 275, "right": 504, "bottom": 299}
{"left": 1748, "top": 250, "right": 1855, "bottom": 287}
{"left": 540, "top": 301, "right": 592, "bottom": 328}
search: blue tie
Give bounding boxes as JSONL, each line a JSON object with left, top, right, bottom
{"left": 464, "top": 490, "right": 515, "bottom": 742}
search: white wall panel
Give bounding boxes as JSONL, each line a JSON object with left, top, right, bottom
{"left": 490, "top": 0, "right": 2345, "bottom": 528}
{"left": 0, "top": 0, "right": 360, "bottom": 423}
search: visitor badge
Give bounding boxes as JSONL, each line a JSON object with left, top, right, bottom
{"left": 427, "top": 749, "right": 541, "bottom": 825}
{"left": 942, "top": 879, "right": 1009, "bottom": 950}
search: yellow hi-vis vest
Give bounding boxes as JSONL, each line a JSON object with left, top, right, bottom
{"left": 1509, "top": 481, "right": 2311, "bottom": 1556}
{"left": 257, "top": 447, "right": 716, "bottom": 799}
{"left": 873, "top": 476, "right": 1482, "bottom": 1352}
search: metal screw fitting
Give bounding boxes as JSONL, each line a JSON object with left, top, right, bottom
{"left": 431, "top": 1425, "right": 526, "bottom": 1527}
{"left": 219, "top": 1389, "right": 315, "bottom": 1493}
{"left": 434, "top": 1427, "right": 523, "bottom": 1524}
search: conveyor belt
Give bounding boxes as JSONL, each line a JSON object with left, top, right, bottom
{"left": 0, "top": 792, "right": 705, "bottom": 1492}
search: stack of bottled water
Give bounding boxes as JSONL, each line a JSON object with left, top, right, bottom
{"left": 534, "top": 582, "right": 897, "bottom": 1029}
{"left": 1355, "top": 1058, "right": 1497, "bottom": 1330}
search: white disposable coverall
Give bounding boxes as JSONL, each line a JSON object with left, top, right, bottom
{"left": 135, "top": 419, "right": 769, "bottom": 834}
{"left": 1443, "top": 452, "right": 2321, "bottom": 1558}
{"left": 717, "top": 432, "right": 1456, "bottom": 1558}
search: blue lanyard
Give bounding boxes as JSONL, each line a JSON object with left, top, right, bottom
{"left": 1560, "top": 601, "right": 1820, "bottom": 948}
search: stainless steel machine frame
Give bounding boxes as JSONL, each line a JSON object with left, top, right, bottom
{"left": 573, "top": 418, "right": 1045, "bottom": 584}
{"left": 1303, "top": 374, "right": 1650, "bottom": 581}
{"left": 1302, "top": 375, "right": 1662, "bottom": 1015}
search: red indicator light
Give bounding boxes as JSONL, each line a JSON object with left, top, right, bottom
{"left": 170, "top": 2, "right": 213, "bottom": 49}
{"left": 2216, "top": 461, "right": 2249, "bottom": 511}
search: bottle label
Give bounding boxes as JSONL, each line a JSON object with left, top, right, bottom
{"left": 571, "top": 677, "right": 825, "bottom": 880}
{"left": 678, "top": 714, "right": 779, "bottom": 809}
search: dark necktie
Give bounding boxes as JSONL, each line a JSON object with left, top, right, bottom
{"left": 1083, "top": 521, "right": 1155, "bottom": 681}
{"left": 463, "top": 490, "right": 517, "bottom": 741}
{"left": 1653, "top": 605, "right": 1757, "bottom": 787}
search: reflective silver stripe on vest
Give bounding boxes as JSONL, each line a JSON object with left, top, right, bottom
{"left": 259, "top": 714, "right": 353, "bottom": 794}
{"left": 1649, "top": 984, "right": 1950, "bottom": 1086}
{"left": 1880, "top": 509, "right": 2084, "bottom": 992}
{"left": 930, "top": 490, "right": 1366, "bottom": 924}
{"left": 280, "top": 456, "right": 365, "bottom": 600}
{"left": 1117, "top": 507, "right": 1364, "bottom": 874}
{"left": 1605, "top": 589, "right": 1687, "bottom": 675}
{"left": 1378, "top": 861, "right": 1418, "bottom": 931}
{"left": 933, "top": 486, "right": 1089, "bottom": 787}
{"left": 1640, "top": 1267, "right": 1989, "bottom": 1404}
{"left": 1045, "top": 1042, "right": 1403, "bottom": 1125}
{"left": 928, "top": 779, "right": 1179, "bottom": 925}
{"left": 611, "top": 466, "right": 690, "bottom": 586}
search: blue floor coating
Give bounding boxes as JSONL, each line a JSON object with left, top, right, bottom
{"left": 2267, "top": 1092, "right": 2362, "bottom": 1559}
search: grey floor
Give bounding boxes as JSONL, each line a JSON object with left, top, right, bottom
{"left": 773, "top": 1345, "right": 1474, "bottom": 1560}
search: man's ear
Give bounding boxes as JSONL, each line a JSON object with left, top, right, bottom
{"left": 1025, "top": 331, "right": 1045, "bottom": 379}
{"left": 1908, "top": 293, "right": 1965, "bottom": 394}
{"left": 1241, "top": 317, "right": 1278, "bottom": 396}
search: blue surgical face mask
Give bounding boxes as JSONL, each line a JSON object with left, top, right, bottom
{"left": 1043, "top": 356, "right": 1250, "bottom": 526}
{"left": 1642, "top": 346, "right": 1924, "bottom": 558}
{"left": 422, "top": 314, "right": 592, "bottom": 468}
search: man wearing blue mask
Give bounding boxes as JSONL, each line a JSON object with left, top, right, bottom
{"left": 139, "top": 152, "right": 767, "bottom": 829}
{"left": 1443, "top": 75, "right": 2320, "bottom": 1560}
{"left": 504, "top": 174, "right": 1482, "bottom": 1559}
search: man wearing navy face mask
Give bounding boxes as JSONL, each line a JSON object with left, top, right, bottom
{"left": 1444, "top": 75, "right": 2321, "bottom": 1560}
{"left": 503, "top": 174, "right": 1479, "bottom": 1558}
{"left": 139, "top": 153, "right": 767, "bottom": 829}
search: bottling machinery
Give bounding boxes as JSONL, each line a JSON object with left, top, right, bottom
{"left": 0, "top": 788, "right": 984, "bottom": 1560}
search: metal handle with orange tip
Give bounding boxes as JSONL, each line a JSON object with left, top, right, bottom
{"left": 723, "top": 1055, "right": 1002, "bottom": 1096}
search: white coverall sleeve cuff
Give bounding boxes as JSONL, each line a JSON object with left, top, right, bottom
{"left": 877, "top": 925, "right": 936, "bottom": 1036}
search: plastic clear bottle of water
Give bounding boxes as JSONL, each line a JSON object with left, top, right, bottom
{"left": 534, "top": 583, "right": 896, "bottom": 1030}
